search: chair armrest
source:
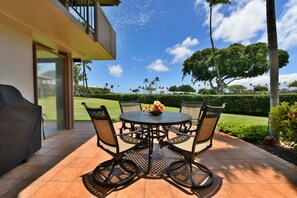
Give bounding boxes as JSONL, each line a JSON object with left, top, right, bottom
{"left": 115, "top": 128, "right": 144, "bottom": 137}
{"left": 165, "top": 127, "right": 195, "bottom": 137}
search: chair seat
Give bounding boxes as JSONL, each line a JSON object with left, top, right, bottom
{"left": 169, "top": 136, "right": 211, "bottom": 153}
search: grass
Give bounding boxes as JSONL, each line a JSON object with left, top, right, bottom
{"left": 39, "top": 97, "right": 268, "bottom": 125}
{"left": 74, "top": 97, "right": 179, "bottom": 121}
{"left": 219, "top": 113, "right": 268, "bottom": 126}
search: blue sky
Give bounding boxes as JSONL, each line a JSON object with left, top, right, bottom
{"left": 86, "top": 0, "right": 297, "bottom": 93}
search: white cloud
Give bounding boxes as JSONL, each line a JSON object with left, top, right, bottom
{"left": 229, "top": 73, "right": 297, "bottom": 89}
{"left": 213, "top": 0, "right": 266, "bottom": 43}
{"left": 194, "top": 0, "right": 204, "bottom": 6}
{"left": 146, "top": 59, "right": 169, "bottom": 72}
{"left": 258, "top": 0, "right": 297, "bottom": 50}
{"left": 166, "top": 37, "right": 199, "bottom": 63}
{"left": 195, "top": 0, "right": 297, "bottom": 49}
{"left": 108, "top": 65, "right": 123, "bottom": 77}
{"left": 195, "top": 0, "right": 267, "bottom": 44}
{"left": 277, "top": 0, "right": 297, "bottom": 50}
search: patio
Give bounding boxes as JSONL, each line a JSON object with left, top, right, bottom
{"left": 0, "top": 122, "right": 296, "bottom": 197}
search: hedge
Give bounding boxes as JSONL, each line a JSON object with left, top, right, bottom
{"left": 90, "top": 93, "right": 297, "bottom": 116}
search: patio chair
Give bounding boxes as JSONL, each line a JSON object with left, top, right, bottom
{"left": 119, "top": 99, "right": 143, "bottom": 132}
{"left": 166, "top": 100, "right": 206, "bottom": 134}
{"left": 82, "top": 102, "right": 143, "bottom": 187}
{"left": 165, "top": 104, "right": 224, "bottom": 189}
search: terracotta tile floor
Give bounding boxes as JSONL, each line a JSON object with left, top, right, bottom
{"left": 1, "top": 122, "right": 296, "bottom": 197}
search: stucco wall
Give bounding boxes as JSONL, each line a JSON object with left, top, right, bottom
{"left": 0, "top": 24, "right": 34, "bottom": 102}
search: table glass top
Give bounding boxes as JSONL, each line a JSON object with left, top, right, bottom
{"left": 119, "top": 111, "right": 192, "bottom": 125}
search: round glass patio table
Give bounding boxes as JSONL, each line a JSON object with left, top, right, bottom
{"left": 119, "top": 111, "right": 192, "bottom": 177}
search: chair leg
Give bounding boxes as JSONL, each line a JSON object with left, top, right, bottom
{"left": 93, "top": 158, "right": 138, "bottom": 188}
{"left": 167, "top": 159, "right": 214, "bottom": 189}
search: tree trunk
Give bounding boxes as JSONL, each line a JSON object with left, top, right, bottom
{"left": 209, "top": 5, "right": 224, "bottom": 94}
{"left": 85, "top": 75, "right": 90, "bottom": 98}
{"left": 267, "top": 0, "right": 280, "bottom": 144}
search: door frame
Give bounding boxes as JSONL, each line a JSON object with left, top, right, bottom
{"left": 33, "top": 43, "right": 74, "bottom": 130}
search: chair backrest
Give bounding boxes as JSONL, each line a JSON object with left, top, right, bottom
{"left": 194, "top": 105, "right": 224, "bottom": 148}
{"left": 82, "top": 103, "right": 118, "bottom": 152}
{"left": 180, "top": 100, "right": 205, "bottom": 123}
{"left": 119, "top": 100, "right": 142, "bottom": 113}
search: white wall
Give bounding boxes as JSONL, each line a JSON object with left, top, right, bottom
{"left": 0, "top": 24, "right": 34, "bottom": 102}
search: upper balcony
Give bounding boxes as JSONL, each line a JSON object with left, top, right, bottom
{"left": 0, "top": 0, "right": 118, "bottom": 60}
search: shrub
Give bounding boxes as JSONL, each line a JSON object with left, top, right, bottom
{"left": 90, "top": 93, "right": 297, "bottom": 116}
{"left": 217, "top": 122, "right": 267, "bottom": 142}
{"left": 254, "top": 85, "right": 268, "bottom": 92}
{"left": 270, "top": 102, "right": 297, "bottom": 144}
{"left": 198, "top": 88, "right": 216, "bottom": 95}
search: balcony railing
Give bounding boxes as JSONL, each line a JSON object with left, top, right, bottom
{"left": 59, "top": 0, "right": 116, "bottom": 58}
{"left": 62, "top": 0, "right": 96, "bottom": 34}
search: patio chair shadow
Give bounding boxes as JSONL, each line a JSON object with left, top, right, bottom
{"left": 82, "top": 169, "right": 223, "bottom": 197}
{"left": 82, "top": 171, "right": 142, "bottom": 198}
{"left": 82, "top": 144, "right": 223, "bottom": 197}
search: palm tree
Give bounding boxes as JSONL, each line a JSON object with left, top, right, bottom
{"left": 143, "top": 78, "right": 149, "bottom": 93}
{"left": 150, "top": 81, "right": 155, "bottom": 93}
{"left": 73, "top": 64, "right": 81, "bottom": 95}
{"left": 75, "top": 60, "right": 92, "bottom": 97}
{"left": 110, "top": 85, "right": 114, "bottom": 92}
{"left": 207, "top": 0, "right": 230, "bottom": 94}
{"left": 154, "top": 77, "right": 160, "bottom": 93}
{"left": 267, "top": 0, "right": 280, "bottom": 144}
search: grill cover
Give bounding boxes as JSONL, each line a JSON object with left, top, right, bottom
{"left": 0, "top": 84, "right": 41, "bottom": 175}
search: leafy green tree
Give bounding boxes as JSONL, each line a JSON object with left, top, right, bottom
{"left": 178, "top": 84, "right": 196, "bottom": 94}
{"left": 254, "top": 85, "right": 269, "bottom": 92}
{"left": 169, "top": 85, "right": 178, "bottom": 94}
{"left": 132, "top": 89, "right": 140, "bottom": 94}
{"left": 198, "top": 88, "right": 216, "bottom": 95}
{"left": 207, "top": 0, "right": 231, "bottom": 94}
{"left": 288, "top": 81, "right": 297, "bottom": 88}
{"left": 227, "top": 85, "right": 247, "bottom": 94}
{"left": 182, "top": 42, "right": 289, "bottom": 92}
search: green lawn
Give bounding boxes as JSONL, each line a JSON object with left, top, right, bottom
{"left": 219, "top": 113, "right": 268, "bottom": 126}
{"left": 39, "top": 97, "right": 268, "bottom": 125}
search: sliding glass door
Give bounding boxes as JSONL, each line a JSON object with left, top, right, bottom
{"left": 36, "top": 45, "right": 66, "bottom": 131}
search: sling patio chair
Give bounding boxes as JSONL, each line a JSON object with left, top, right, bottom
{"left": 165, "top": 104, "right": 224, "bottom": 189}
{"left": 165, "top": 100, "right": 206, "bottom": 135}
{"left": 82, "top": 102, "right": 144, "bottom": 187}
{"left": 119, "top": 99, "right": 143, "bottom": 132}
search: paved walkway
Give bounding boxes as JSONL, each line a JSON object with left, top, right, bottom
{"left": 0, "top": 122, "right": 296, "bottom": 197}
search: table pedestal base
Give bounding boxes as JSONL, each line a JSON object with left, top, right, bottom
{"left": 124, "top": 143, "right": 183, "bottom": 178}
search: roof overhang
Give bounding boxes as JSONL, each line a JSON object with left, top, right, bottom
{"left": 0, "top": 0, "right": 116, "bottom": 60}
{"left": 69, "top": 0, "right": 121, "bottom": 6}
